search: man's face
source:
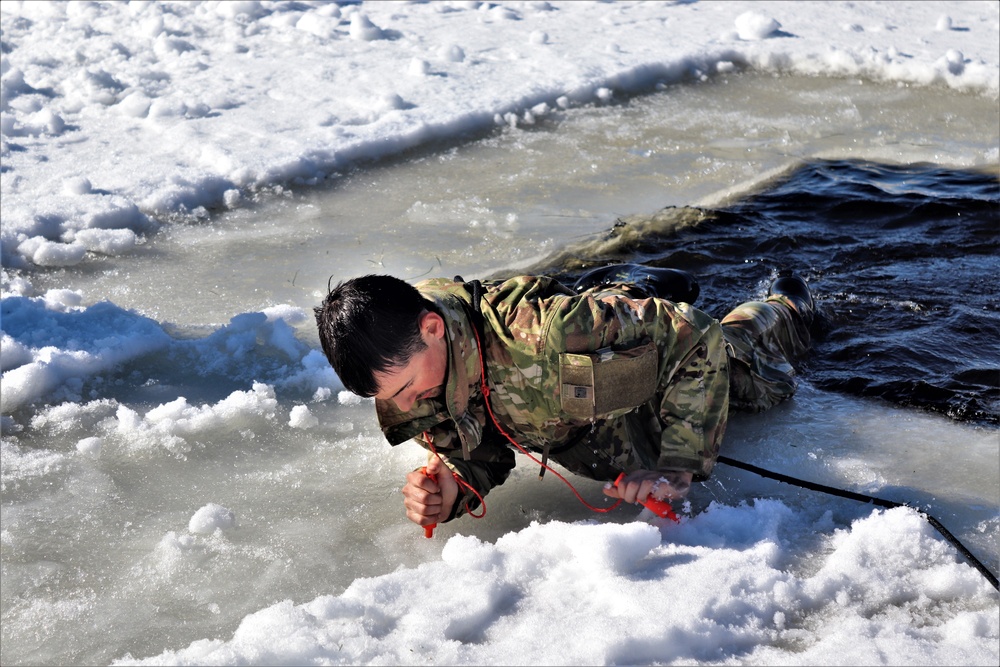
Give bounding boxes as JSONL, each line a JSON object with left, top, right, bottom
{"left": 373, "top": 311, "right": 448, "bottom": 413}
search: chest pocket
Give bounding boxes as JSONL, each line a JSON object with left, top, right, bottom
{"left": 559, "top": 341, "right": 659, "bottom": 421}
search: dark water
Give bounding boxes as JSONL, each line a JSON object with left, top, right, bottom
{"left": 524, "top": 160, "right": 1000, "bottom": 425}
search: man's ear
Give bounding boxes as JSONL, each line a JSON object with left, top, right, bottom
{"left": 419, "top": 311, "right": 446, "bottom": 340}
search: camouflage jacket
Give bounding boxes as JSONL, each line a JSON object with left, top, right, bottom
{"left": 376, "top": 276, "right": 729, "bottom": 520}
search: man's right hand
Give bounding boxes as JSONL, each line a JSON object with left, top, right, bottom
{"left": 603, "top": 469, "right": 693, "bottom": 503}
{"left": 401, "top": 455, "right": 458, "bottom": 527}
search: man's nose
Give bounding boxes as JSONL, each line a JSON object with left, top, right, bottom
{"left": 394, "top": 394, "right": 415, "bottom": 412}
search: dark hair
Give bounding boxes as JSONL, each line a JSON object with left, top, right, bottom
{"left": 314, "top": 274, "right": 435, "bottom": 397}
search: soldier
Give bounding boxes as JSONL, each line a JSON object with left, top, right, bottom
{"left": 314, "top": 264, "right": 814, "bottom": 529}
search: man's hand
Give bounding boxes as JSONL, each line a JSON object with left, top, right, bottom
{"left": 401, "top": 455, "right": 458, "bottom": 527}
{"left": 603, "top": 469, "right": 693, "bottom": 504}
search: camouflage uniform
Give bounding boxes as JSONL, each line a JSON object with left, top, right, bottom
{"left": 722, "top": 296, "right": 813, "bottom": 412}
{"left": 376, "top": 276, "right": 812, "bottom": 521}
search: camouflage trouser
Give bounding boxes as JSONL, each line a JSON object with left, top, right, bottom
{"left": 720, "top": 295, "right": 813, "bottom": 412}
{"left": 598, "top": 280, "right": 813, "bottom": 413}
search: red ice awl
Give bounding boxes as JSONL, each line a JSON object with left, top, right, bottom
{"left": 614, "top": 473, "right": 680, "bottom": 522}
{"left": 420, "top": 466, "right": 437, "bottom": 538}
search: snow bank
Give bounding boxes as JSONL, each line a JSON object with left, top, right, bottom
{"left": 1, "top": 277, "right": 338, "bottom": 417}
{"left": 114, "top": 504, "right": 999, "bottom": 666}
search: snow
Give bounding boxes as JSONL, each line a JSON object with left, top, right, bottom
{"left": 188, "top": 503, "right": 237, "bottom": 534}
{"left": 2, "top": 2, "right": 998, "bottom": 665}
{"left": 117, "top": 507, "right": 998, "bottom": 666}
{"left": 288, "top": 404, "right": 319, "bottom": 429}
{"left": 75, "top": 435, "right": 103, "bottom": 457}
{"left": 734, "top": 11, "right": 782, "bottom": 41}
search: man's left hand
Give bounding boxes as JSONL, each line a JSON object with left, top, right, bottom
{"left": 603, "top": 469, "right": 693, "bottom": 504}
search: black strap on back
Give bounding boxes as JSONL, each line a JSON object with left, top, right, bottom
{"left": 465, "top": 279, "right": 484, "bottom": 314}
{"left": 457, "top": 276, "right": 486, "bottom": 336}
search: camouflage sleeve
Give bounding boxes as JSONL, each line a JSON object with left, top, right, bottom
{"left": 416, "top": 418, "right": 515, "bottom": 522}
{"left": 653, "top": 318, "right": 729, "bottom": 481}
{"left": 552, "top": 292, "right": 729, "bottom": 482}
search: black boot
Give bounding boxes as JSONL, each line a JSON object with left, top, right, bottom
{"left": 573, "top": 263, "right": 700, "bottom": 304}
{"left": 768, "top": 269, "right": 814, "bottom": 323}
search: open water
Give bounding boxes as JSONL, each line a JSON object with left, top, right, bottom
{"left": 534, "top": 159, "right": 1000, "bottom": 425}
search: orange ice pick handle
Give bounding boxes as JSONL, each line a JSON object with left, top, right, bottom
{"left": 420, "top": 466, "right": 437, "bottom": 538}
{"left": 614, "top": 473, "right": 680, "bottom": 522}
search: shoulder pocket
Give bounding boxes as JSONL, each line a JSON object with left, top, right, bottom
{"left": 559, "top": 341, "right": 658, "bottom": 420}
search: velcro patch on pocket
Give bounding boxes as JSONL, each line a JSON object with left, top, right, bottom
{"left": 559, "top": 342, "right": 658, "bottom": 420}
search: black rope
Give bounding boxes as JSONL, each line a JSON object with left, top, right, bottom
{"left": 716, "top": 455, "right": 999, "bottom": 592}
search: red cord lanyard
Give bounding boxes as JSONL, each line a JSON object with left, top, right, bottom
{"left": 468, "top": 320, "right": 623, "bottom": 514}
